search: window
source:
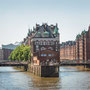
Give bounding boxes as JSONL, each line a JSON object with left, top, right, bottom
{"left": 56, "top": 46, "right": 58, "bottom": 51}
{"left": 43, "top": 54, "right": 47, "bottom": 56}
{"left": 45, "top": 41, "right": 48, "bottom": 45}
{"left": 41, "top": 54, "right": 47, "bottom": 56}
{"left": 48, "top": 54, "right": 52, "bottom": 56}
{"left": 36, "top": 45, "right": 39, "bottom": 51}
{"left": 41, "top": 54, "right": 44, "bottom": 56}
{"left": 47, "top": 41, "right": 50, "bottom": 45}
{"left": 41, "top": 47, "right": 46, "bottom": 51}
{"left": 51, "top": 41, "right": 54, "bottom": 45}
{"left": 56, "top": 42, "right": 58, "bottom": 44}
{"left": 43, "top": 42, "right": 45, "bottom": 45}
{"left": 40, "top": 42, "right": 43, "bottom": 45}
{"left": 38, "top": 41, "right": 42, "bottom": 45}
{"left": 36, "top": 45, "right": 39, "bottom": 48}
{"left": 35, "top": 41, "right": 39, "bottom": 45}
{"left": 56, "top": 49, "right": 58, "bottom": 51}
{"left": 48, "top": 47, "right": 53, "bottom": 50}
{"left": 38, "top": 41, "right": 40, "bottom": 45}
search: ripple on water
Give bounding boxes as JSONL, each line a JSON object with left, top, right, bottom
{"left": 0, "top": 67, "right": 90, "bottom": 90}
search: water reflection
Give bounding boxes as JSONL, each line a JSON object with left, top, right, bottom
{"left": 0, "top": 66, "right": 90, "bottom": 90}
{"left": 31, "top": 77, "right": 61, "bottom": 90}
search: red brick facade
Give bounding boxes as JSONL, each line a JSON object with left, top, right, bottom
{"left": 86, "top": 26, "right": 90, "bottom": 62}
{"left": 32, "top": 40, "right": 60, "bottom": 65}
{"left": 60, "top": 41, "right": 76, "bottom": 61}
{"left": 23, "top": 23, "right": 60, "bottom": 66}
{"left": 60, "top": 26, "right": 90, "bottom": 63}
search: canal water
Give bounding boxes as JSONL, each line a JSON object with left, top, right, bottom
{"left": 0, "top": 67, "right": 90, "bottom": 90}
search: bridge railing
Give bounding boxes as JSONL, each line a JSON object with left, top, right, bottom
{"left": 0, "top": 60, "right": 28, "bottom": 64}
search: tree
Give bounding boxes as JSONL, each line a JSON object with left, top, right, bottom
{"left": 8, "top": 45, "right": 31, "bottom": 62}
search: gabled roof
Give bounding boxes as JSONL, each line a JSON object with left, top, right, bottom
{"left": 27, "top": 23, "right": 59, "bottom": 38}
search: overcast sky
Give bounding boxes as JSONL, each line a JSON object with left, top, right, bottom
{"left": 0, "top": 0, "right": 90, "bottom": 47}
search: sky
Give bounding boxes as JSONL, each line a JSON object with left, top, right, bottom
{"left": 0, "top": 0, "right": 90, "bottom": 47}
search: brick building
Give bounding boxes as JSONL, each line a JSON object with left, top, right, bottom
{"left": 86, "top": 26, "right": 90, "bottom": 62}
{"left": 75, "top": 31, "right": 87, "bottom": 62}
{"left": 60, "top": 41, "right": 76, "bottom": 61}
{"left": 1, "top": 43, "right": 21, "bottom": 60}
{"left": 76, "top": 26, "right": 90, "bottom": 63}
{"left": 0, "top": 49, "right": 3, "bottom": 60}
{"left": 0, "top": 48, "right": 12, "bottom": 60}
{"left": 60, "top": 26, "right": 90, "bottom": 63}
{"left": 2, "top": 49, "right": 13, "bottom": 60}
{"left": 23, "top": 23, "right": 60, "bottom": 66}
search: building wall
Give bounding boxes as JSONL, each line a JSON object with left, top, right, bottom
{"left": 60, "top": 26, "right": 90, "bottom": 63}
{"left": 1, "top": 43, "right": 20, "bottom": 60}
{"left": 0, "top": 49, "right": 3, "bottom": 60}
{"left": 86, "top": 27, "right": 90, "bottom": 62}
{"left": 60, "top": 47, "right": 65, "bottom": 60}
{"left": 60, "top": 44, "right": 76, "bottom": 61}
{"left": 29, "top": 64, "right": 59, "bottom": 77}
{"left": 3, "top": 49, "right": 13, "bottom": 60}
{"left": 31, "top": 38, "right": 60, "bottom": 65}
{"left": 76, "top": 39, "right": 79, "bottom": 60}
{"left": 75, "top": 30, "right": 89, "bottom": 63}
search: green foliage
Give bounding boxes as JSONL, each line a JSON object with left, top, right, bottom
{"left": 8, "top": 45, "right": 31, "bottom": 62}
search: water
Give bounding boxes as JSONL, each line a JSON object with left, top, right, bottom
{"left": 0, "top": 66, "right": 90, "bottom": 90}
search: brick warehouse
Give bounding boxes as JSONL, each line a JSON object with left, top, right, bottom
{"left": 23, "top": 23, "right": 60, "bottom": 77}
{"left": 60, "top": 26, "right": 90, "bottom": 63}
{"left": 0, "top": 43, "right": 20, "bottom": 60}
{"left": 60, "top": 41, "right": 76, "bottom": 61}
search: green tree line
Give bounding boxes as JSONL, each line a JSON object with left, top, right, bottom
{"left": 8, "top": 45, "right": 31, "bottom": 62}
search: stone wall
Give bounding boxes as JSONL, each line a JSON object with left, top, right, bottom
{"left": 28, "top": 64, "right": 59, "bottom": 77}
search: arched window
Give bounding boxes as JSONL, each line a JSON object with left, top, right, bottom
{"left": 47, "top": 41, "right": 50, "bottom": 45}
{"left": 43, "top": 42, "right": 45, "bottom": 45}
{"left": 36, "top": 41, "right": 39, "bottom": 45}
{"left": 40, "top": 41, "right": 43, "bottom": 45}
{"left": 56, "top": 41, "right": 58, "bottom": 44}
{"left": 41, "top": 47, "right": 46, "bottom": 51}
{"left": 36, "top": 45, "right": 39, "bottom": 51}
{"left": 48, "top": 47, "right": 53, "bottom": 50}
{"left": 45, "top": 41, "right": 48, "bottom": 45}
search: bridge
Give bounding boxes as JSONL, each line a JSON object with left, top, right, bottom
{"left": 59, "top": 63, "right": 90, "bottom": 68}
{"left": 0, "top": 60, "right": 90, "bottom": 70}
{"left": 60, "top": 63, "right": 90, "bottom": 65}
{"left": 0, "top": 60, "right": 28, "bottom": 71}
{"left": 47, "top": 62, "right": 90, "bottom": 67}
